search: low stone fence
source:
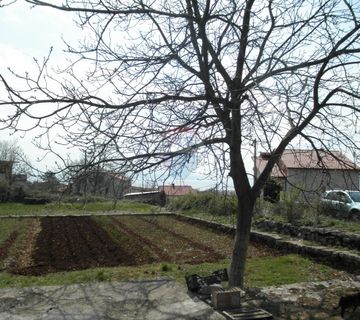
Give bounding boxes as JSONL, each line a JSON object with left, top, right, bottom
{"left": 251, "top": 230, "right": 360, "bottom": 273}
{"left": 254, "top": 219, "right": 360, "bottom": 251}
{"left": 175, "top": 214, "right": 360, "bottom": 273}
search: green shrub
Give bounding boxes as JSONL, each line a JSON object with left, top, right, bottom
{"left": 275, "top": 188, "right": 304, "bottom": 224}
{"left": 167, "top": 191, "right": 237, "bottom": 216}
{"left": 95, "top": 270, "right": 110, "bottom": 281}
{"left": 253, "top": 197, "right": 275, "bottom": 220}
{"left": 161, "top": 263, "right": 172, "bottom": 272}
{"left": 59, "top": 195, "right": 108, "bottom": 203}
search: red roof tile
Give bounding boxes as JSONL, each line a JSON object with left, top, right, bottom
{"left": 159, "top": 185, "right": 195, "bottom": 196}
{"left": 256, "top": 149, "right": 358, "bottom": 178}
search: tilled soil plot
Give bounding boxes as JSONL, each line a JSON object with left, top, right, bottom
{"left": 111, "top": 215, "right": 226, "bottom": 263}
{"left": 14, "top": 216, "right": 134, "bottom": 275}
{"left": 0, "top": 231, "right": 18, "bottom": 262}
{"left": 8, "top": 215, "right": 283, "bottom": 276}
{"left": 139, "top": 215, "right": 281, "bottom": 259}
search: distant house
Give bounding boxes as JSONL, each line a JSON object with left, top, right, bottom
{"left": 159, "top": 184, "right": 196, "bottom": 197}
{"left": 13, "top": 174, "right": 27, "bottom": 184}
{"left": 72, "top": 171, "right": 131, "bottom": 198}
{"left": 12, "top": 174, "right": 28, "bottom": 191}
{"left": 123, "top": 190, "right": 166, "bottom": 206}
{"left": 0, "top": 163, "right": 28, "bottom": 186}
{"left": 256, "top": 149, "right": 359, "bottom": 199}
{"left": 0, "top": 160, "right": 14, "bottom": 183}
{"left": 122, "top": 184, "right": 195, "bottom": 205}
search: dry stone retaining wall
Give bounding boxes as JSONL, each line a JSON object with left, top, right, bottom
{"left": 175, "top": 214, "right": 360, "bottom": 273}
{"left": 254, "top": 219, "right": 360, "bottom": 251}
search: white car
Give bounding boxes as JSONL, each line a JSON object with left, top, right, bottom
{"left": 321, "top": 190, "right": 360, "bottom": 217}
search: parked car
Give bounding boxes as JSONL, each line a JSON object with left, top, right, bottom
{"left": 320, "top": 190, "right": 360, "bottom": 217}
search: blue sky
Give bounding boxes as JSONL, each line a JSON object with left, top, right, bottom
{"left": 0, "top": 2, "right": 237, "bottom": 190}
{"left": 0, "top": 2, "right": 75, "bottom": 171}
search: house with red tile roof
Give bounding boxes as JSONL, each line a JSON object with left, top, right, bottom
{"left": 159, "top": 184, "right": 196, "bottom": 197}
{"left": 256, "top": 149, "right": 359, "bottom": 198}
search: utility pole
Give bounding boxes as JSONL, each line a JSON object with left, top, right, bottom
{"left": 253, "top": 139, "right": 257, "bottom": 185}
{"left": 83, "top": 149, "right": 88, "bottom": 206}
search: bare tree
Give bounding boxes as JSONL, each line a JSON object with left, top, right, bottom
{"left": 0, "top": 140, "right": 18, "bottom": 162}
{"left": 0, "top": 139, "right": 29, "bottom": 174}
{"left": 1, "top": 0, "right": 360, "bottom": 287}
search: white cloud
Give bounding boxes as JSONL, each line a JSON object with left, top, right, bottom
{"left": 0, "top": 43, "right": 35, "bottom": 71}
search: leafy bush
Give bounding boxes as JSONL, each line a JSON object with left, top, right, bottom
{"left": 276, "top": 188, "right": 305, "bottom": 224}
{"left": 59, "top": 195, "right": 109, "bottom": 203}
{"left": 167, "top": 191, "right": 237, "bottom": 216}
{"left": 253, "top": 197, "right": 275, "bottom": 220}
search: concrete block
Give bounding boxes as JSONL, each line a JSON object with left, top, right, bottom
{"left": 211, "top": 287, "right": 245, "bottom": 310}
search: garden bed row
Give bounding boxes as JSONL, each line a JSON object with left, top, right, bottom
{"left": 0, "top": 214, "right": 273, "bottom": 276}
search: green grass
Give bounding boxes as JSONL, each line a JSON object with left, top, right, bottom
{"left": 0, "top": 203, "right": 49, "bottom": 216}
{"left": 244, "top": 254, "right": 344, "bottom": 287}
{"left": 317, "top": 215, "right": 360, "bottom": 234}
{"left": 0, "top": 254, "right": 347, "bottom": 289}
{"left": 0, "top": 201, "right": 159, "bottom": 216}
{"left": 179, "top": 210, "right": 235, "bottom": 226}
{"left": 264, "top": 211, "right": 360, "bottom": 234}
{"left": 179, "top": 206, "right": 360, "bottom": 235}
{"left": 45, "top": 200, "right": 158, "bottom": 213}
{"left": 0, "top": 218, "right": 21, "bottom": 242}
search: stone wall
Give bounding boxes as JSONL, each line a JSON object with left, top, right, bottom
{"left": 250, "top": 230, "right": 360, "bottom": 273}
{"left": 175, "top": 214, "right": 360, "bottom": 273}
{"left": 254, "top": 219, "right": 360, "bottom": 251}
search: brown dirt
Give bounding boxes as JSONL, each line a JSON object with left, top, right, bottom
{"left": 110, "top": 217, "right": 173, "bottom": 261}
{"left": 8, "top": 215, "right": 283, "bottom": 276}
{"left": 144, "top": 215, "right": 283, "bottom": 259}
{"left": 115, "top": 215, "right": 226, "bottom": 263}
{"left": 7, "top": 219, "right": 41, "bottom": 271}
{"left": 17, "top": 219, "right": 42, "bottom": 269}
{"left": 13, "top": 216, "right": 134, "bottom": 275}
{"left": 0, "top": 231, "right": 18, "bottom": 263}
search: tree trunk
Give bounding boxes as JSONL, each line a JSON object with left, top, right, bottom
{"left": 229, "top": 195, "right": 255, "bottom": 288}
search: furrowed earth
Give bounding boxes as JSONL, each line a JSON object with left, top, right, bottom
{"left": 0, "top": 215, "right": 279, "bottom": 276}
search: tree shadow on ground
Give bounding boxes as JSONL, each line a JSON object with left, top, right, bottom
{"left": 0, "top": 278, "right": 224, "bottom": 319}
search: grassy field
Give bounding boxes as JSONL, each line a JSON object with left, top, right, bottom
{"left": 0, "top": 219, "right": 20, "bottom": 242}
{"left": 0, "top": 200, "right": 158, "bottom": 216}
{"left": 0, "top": 255, "right": 348, "bottom": 289}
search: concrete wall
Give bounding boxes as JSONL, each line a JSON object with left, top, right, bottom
{"left": 283, "top": 168, "right": 359, "bottom": 198}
